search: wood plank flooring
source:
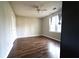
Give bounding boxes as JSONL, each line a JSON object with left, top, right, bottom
{"left": 7, "top": 36, "right": 60, "bottom": 58}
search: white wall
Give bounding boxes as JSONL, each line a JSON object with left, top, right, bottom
{"left": 0, "top": 2, "right": 60, "bottom": 57}
{"left": 16, "top": 16, "right": 41, "bottom": 38}
{"left": 0, "top": 2, "right": 16, "bottom": 58}
{"left": 16, "top": 13, "right": 61, "bottom": 41}
{"left": 41, "top": 12, "right": 61, "bottom": 41}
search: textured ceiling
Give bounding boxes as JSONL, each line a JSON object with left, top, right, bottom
{"left": 10, "top": 1, "right": 62, "bottom": 18}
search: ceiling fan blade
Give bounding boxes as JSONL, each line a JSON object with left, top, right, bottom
{"left": 31, "top": 5, "right": 47, "bottom": 12}
{"left": 31, "top": 4, "right": 44, "bottom": 9}
{"left": 40, "top": 9, "right": 47, "bottom": 11}
{"left": 31, "top": 5, "right": 39, "bottom": 8}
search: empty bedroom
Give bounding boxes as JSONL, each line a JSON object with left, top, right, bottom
{"left": 0, "top": 1, "right": 62, "bottom": 58}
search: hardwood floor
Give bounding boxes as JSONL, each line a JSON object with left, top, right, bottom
{"left": 7, "top": 36, "right": 60, "bottom": 58}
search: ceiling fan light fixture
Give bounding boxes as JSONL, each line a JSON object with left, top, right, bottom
{"left": 33, "top": 5, "right": 47, "bottom": 13}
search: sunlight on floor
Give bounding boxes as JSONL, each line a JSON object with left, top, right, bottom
{"left": 48, "top": 42, "right": 60, "bottom": 58}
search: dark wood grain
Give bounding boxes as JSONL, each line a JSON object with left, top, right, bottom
{"left": 7, "top": 36, "right": 60, "bottom": 58}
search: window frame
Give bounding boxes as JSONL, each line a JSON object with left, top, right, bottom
{"left": 49, "top": 13, "right": 62, "bottom": 33}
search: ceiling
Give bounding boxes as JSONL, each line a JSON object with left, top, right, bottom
{"left": 10, "top": 1, "right": 62, "bottom": 18}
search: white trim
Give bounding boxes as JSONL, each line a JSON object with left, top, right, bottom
{"left": 4, "top": 43, "right": 13, "bottom": 58}
{"left": 16, "top": 35, "right": 41, "bottom": 39}
{"left": 4, "top": 38, "right": 16, "bottom": 58}
{"left": 41, "top": 34, "right": 60, "bottom": 42}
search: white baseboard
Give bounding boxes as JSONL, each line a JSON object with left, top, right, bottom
{"left": 17, "top": 34, "right": 61, "bottom": 42}
{"left": 16, "top": 35, "right": 41, "bottom": 39}
{"left": 4, "top": 43, "right": 13, "bottom": 58}
{"left": 5, "top": 38, "right": 16, "bottom": 58}
{"left": 41, "top": 34, "right": 60, "bottom": 42}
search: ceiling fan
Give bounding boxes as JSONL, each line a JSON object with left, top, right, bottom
{"left": 32, "top": 5, "right": 47, "bottom": 13}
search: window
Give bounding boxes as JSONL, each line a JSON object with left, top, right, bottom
{"left": 49, "top": 14, "right": 62, "bottom": 32}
